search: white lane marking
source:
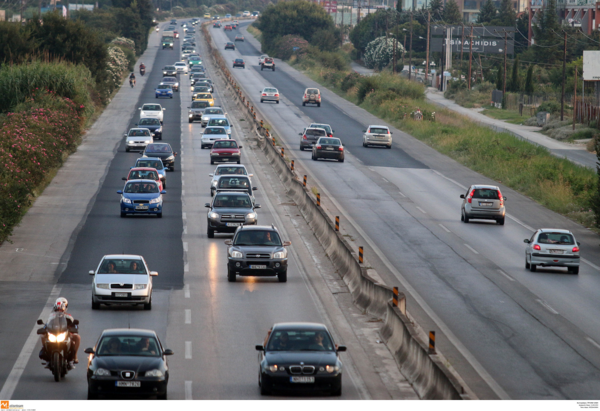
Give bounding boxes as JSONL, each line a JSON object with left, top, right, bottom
{"left": 464, "top": 244, "right": 479, "bottom": 254}
{"left": 381, "top": 177, "right": 389, "bottom": 183}
{"left": 184, "top": 284, "right": 190, "bottom": 298}
{"left": 182, "top": 190, "right": 185, "bottom": 196}
{"left": 586, "top": 337, "right": 600, "bottom": 350}
{"left": 185, "top": 309, "right": 191, "bottom": 324}
{"left": 183, "top": 242, "right": 188, "bottom": 252}
{"left": 438, "top": 224, "right": 451, "bottom": 233}
{"left": 497, "top": 269, "right": 515, "bottom": 282}
{"left": 398, "top": 191, "right": 406, "bottom": 197}
{"left": 536, "top": 299, "right": 558, "bottom": 315}
{"left": 183, "top": 225, "right": 187, "bottom": 235}
{"left": 432, "top": 169, "right": 467, "bottom": 190}
{"left": 416, "top": 206, "right": 427, "bottom": 214}
{"left": 182, "top": 212, "right": 187, "bottom": 220}
{"left": 0, "top": 285, "right": 62, "bottom": 399}
{"left": 506, "top": 214, "right": 535, "bottom": 231}
{"left": 182, "top": 179, "right": 185, "bottom": 186}
{"left": 185, "top": 341, "right": 192, "bottom": 359}
{"left": 182, "top": 171, "right": 185, "bottom": 177}
{"left": 582, "top": 258, "right": 600, "bottom": 271}
{"left": 184, "top": 263, "right": 189, "bottom": 273}
{"left": 185, "top": 381, "right": 193, "bottom": 400}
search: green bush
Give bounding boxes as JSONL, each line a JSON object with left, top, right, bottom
{"left": 357, "top": 76, "right": 380, "bottom": 103}
{"left": 537, "top": 101, "right": 561, "bottom": 114}
{"left": 273, "top": 35, "right": 309, "bottom": 60}
{"left": 341, "top": 72, "right": 363, "bottom": 92}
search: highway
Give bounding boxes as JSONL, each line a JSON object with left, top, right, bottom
{"left": 214, "top": 21, "right": 600, "bottom": 399}
{"left": 0, "top": 20, "right": 415, "bottom": 400}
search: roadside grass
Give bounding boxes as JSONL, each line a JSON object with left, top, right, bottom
{"left": 482, "top": 107, "right": 531, "bottom": 125}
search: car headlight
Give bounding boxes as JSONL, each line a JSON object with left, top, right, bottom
{"left": 95, "top": 368, "right": 111, "bottom": 376}
{"left": 202, "top": 116, "right": 209, "bottom": 121}
{"left": 268, "top": 365, "right": 285, "bottom": 372}
{"left": 232, "top": 152, "right": 240, "bottom": 155}
{"left": 273, "top": 250, "right": 287, "bottom": 259}
{"left": 229, "top": 250, "right": 243, "bottom": 258}
{"left": 134, "top": 284, "right": 148, "bottom": 290}
{"left": 189, "top": 113, "right": 193, "bottom": 117}
{"left": 211, "top": 180, "right": 218, "bottom": 187}
{"left": 149, "top": 197, "right": 161, "bottom": 204}
{"left": 145, "top": 369, "right": 164, "bottom": 378}
{"left": 209, "top": 212, "right": 219, "bottom": 219}
{"left": 162, "top": 71, "right": 167, "bottom": 74}
{"left": 246, "top": 212, "right": 256, "bottom": 219}
{"left": 96, "top": 283, "right": 110, "bottom": 289}
{"left": 122, "top": 197, "right": 132, "bottom": 204}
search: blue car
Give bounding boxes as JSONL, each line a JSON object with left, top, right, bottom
{"left": 155, "top": 84, "right": 174, "bottom": 99}
{"left": 118, "top": 179, "right": 166, "bottom": 218}
{"left": 134, "top": 157, "right": 167, "bottom": 188}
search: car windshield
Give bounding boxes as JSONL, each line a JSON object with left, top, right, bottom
{"left": 192, "top": 101, "right": 209, "bottom": 108}
{"left": 234, "top": 230, "right": 282, "bottom": 246}
{"left": 98, "top": 258, "right": 147, "bottom": 274}
{"left": 136, "top": 159, "right": 164, "bottom": 170}
{"left": 192, "top": 74, "right": 205, "bottom": 79}
{"left": 369, "top": 127, "right": 389, "bottom": 134}
{"left": 124, "top": 182, "right": 159, "bottom": 194}
{"left": 129, "top": 129, "right": 150, "bottom": 136}
{"left": 213, "top": 140, "right": 237, "bottom": 148}
{"left": 175, "top": 63, "right": 185, "bottom": 66}
{"left": 217, "top": 176, "right": 249, "bottom": 189}
{"left": 145, "top": 144, "right": 172, "bottom": 153}
{"left": 196, "top": 93, "right": 212, "bottom": 99}
{"left": 264, "top": 88, "right": 277, "bottom": 93}
{"left": 216, "top": 166, "right": 246, "bottom": 175}
{"left": 165, "top": 66, "right": 175, "bottom": 70}
{"left": 129, "top": 169, "right": 159, "bottom": 180}
{"left": 157, "top": 84, "right": 172, "bottom": 90}
{"left": 537, "top": 233, "right": 575, "bottom": 245}
{"left": 267, "top": 330, "right": 334, "bottom": 352}
{"left": 212, "top": 194, "right": 252, "bottom": 208}
{"left": 472, "top": 189, "right": 500, "bottom": 199}
{"left": 209, "top": 119, "right": 229, "bottom": 126}
{"left": 319, "top": 138, "right": 340, "bottom": 145}
{"left": 235, "top": 59, "right": 243, "bottom": 62}
{"left": 139, "top": 118, "right": 160, "bottom": 125}
{"left": 306, "top": 129, "right": 325, "bottom": 136}
{"left": 142, "top": 105, "right": 161, "bottom": 111}
{"left": 161, "top": 78, "right": 176, "bottom": 83}
{"left": 205, "top": 109, "right": 223, "bottom": 115}
{"left": 97, "top": 336, "right": 160, "bottom": 357}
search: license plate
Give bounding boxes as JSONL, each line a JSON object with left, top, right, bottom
{"left": 290, "top": 376, "right": 314, "bottom": 383}
{"left": 116, "top": 381, "right": 141, "bottom": 387}
{"left": 115, "top": 292, "right": 128, "bottom": 298}
{"left": 136, "top": 206, "right": 148, "bottom": 210}
{"left": 226, "top": 223, "right": 242, "bottom": 227}
{"left": 479, "top": 202, "right": 492, "bottom": 207}
{"left": 549, "top": 250, "right": 564, "bottom": 254}
{"left": 251, "top": 265, "right": 267, "bottom": 269}
{"left": 326, "top": 147, "right": 334, "bottom": 150}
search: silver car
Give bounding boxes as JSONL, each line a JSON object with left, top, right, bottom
{"left": 202, "top": 107, "right": 226, "bottom": 127}
{"left": 362, "top": 125, "right": 392, "bottom": 148}
{"left": 201, "top": 126, "right": 230, "bottom": 149}
{"left": 90, "top": 254, "right": 157, "bottom": 310}
{"left": 524, "top": 229, "right": 580, "bottom": 274}
{"left": 260, "top": 87, "right": 279, "bottom": 104}
{"left": 207, "top": 116, "right": 232, "bottom": 135}
{"left": 460, "top": 185, "right": 506, "bottom": 225}
{"left": 209, "top": 165, "right": 253, "bottom": 196}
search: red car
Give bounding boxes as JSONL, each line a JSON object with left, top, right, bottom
{"left": 173, "top": 30, "right": 179, "bottom": 38}
{"left": 210, "top": 139, "right": 242, "bottom": 164}
{"left": 224, "top": 25, "right": 232, "bottom": 31}
{"left": 123, "top": 167, "right": 164, "bottom": 192}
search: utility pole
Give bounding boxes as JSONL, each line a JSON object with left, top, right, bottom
{"left": 468, "top": 25, "right": 473, "bottom": 90}
{"left": 402, "top": 33, "right": 406, "bottom": 67}
{"left": 341, "top": 0, "right": 344, "bottom": 47}
{"left": 357, "top": 0, "right": 361, "bottom": 24}
{"left": 460, "top": 23, "right": 464, "bottom": 64}
{"left": 440, "top": 26, "right": 446, "bottom": 91}
{"left": 560, "top": 31, "right": 567, "bottom": 121}
{"left": 503, "top": 30, "right": 507, "bottom": 103}
{"left": 409, "top": 10, "right": 413, "bottom": 80}
{"left": 573, "top": 67, "right": 577, "bottom": 130}
{"left": 425, "top": 10, "right": 430, "bottom": 84}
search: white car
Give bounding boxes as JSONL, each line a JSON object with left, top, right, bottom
{"left": 363, "top": 124, "right": 392, "bottom": 149}
{"left": 139, "top": 103, "right": 166, "bottom": 123}
{"left": 201, "top": 126, "right": 230, "bottom": 149}
{"left": 242, "top": 11, "right": 250, "bottom": 17}
{"left": 524, "top": 229, "right": 581, "bottom": 274}
{"left": 209, "top": 164, "right": 253, "bottom": 196}
{"left": 201, "top": 107, "right": 226, "bottom": 127}
{"left": 124, "top": 128, "right": 153, "bottom": 152}
{"left": 259, "top": 55, "right": 268, "bottom": 65}
{"left": 90, "top": 254, "right": 157, "bottom": 310}
{"left": 174, "top": 61, "right": 188, "bottom": 74}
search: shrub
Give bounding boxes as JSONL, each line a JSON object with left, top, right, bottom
{"left": 357, "top": 76, "right": 380, "bottom": 103}
{"left": 110, "top": 37, "right": 135, "bottom": 50}
{"left": 341, "top": 72, "right": 363, "bottom": 92}
{"left": 105, "top": 46, "right": 130, "bottom": 95}
{"left": 273, "top": 35, "right": 309, "bottom": 60}
{"left": 537, "top": 101, "right": 561, "bottom": 114}
{"left": 363, "top": 36, "right": 400, "bottom": 71}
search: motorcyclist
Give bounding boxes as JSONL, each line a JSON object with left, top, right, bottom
{"left": 129, "top": 72, "right": 136, "bottom": 86}
{"left": 39, "top": 297, "right": 81, "bottom": 365}
{"left": 140, "top": 63, "right": 146, "bottom": 76}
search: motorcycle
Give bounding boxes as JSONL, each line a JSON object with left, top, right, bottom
{"left": 37, "top": 313, "right": 78, "bottom": 382}
{"left": 140, "top": 67, "right": 146, "bottom": 76}
{"left": 130, "top": 78, "right": 136, "bottom": 87}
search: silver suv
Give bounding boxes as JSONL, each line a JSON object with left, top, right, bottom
{"left": 363, "top": 125, "right": 392, "bottom": 148}
{"left": 460, "top": 185, "right": 506, "bottom": 225}
{"left": 524, "top": 229, "right": 580, "bottom": 274}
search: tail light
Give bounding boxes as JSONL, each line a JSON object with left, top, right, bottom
{"left": 262, "top": 93, "right": 267, "bottom": 96}
{"left": 274, "top": 94, "right": 279, "bottom": 97}
{"left": 302, "top": 135, "right": 307, "bottom": 140}
{"left": 388, "top": 130, "right": 391, "bottom": 134}
{"left": 304, "top": 94, "right": 307, "bottom": 98}
{"left": 316, "top": 145, "right": 321, "bottom": 149}
{"left": 467, "top": 190, "right": 475, "bottom": 204}
{"left": 572, "top": 246, "right": 580, "bottom": 252}
{"left": 498, "top": 190, "right": 504, "bottom": 206}
{"left": 533, "top": 244, "right": 541, "bottom": 251}
{"left": 339, "top": 146, "right": 344, "bottom": 151}
{"left": 328, "top": 133, "right": 333, "bottom": 137}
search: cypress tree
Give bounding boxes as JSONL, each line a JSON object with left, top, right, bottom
{"left": 478, "top": 0, "right": 496, "bottom": 24}
{"left": 510, "top": 56, "right": 520, "bottom": 92}
{"left": 443, "top": 0, "right": 462, "bottom": 24}
{"left": 496, "top": 66, "right": 504, "bottom": 91}
{"left": 525, "top": 65, "right": 534, "bottom": 95}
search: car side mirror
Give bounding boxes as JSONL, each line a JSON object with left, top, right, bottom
{"left": 363, "top": 130, "right": 366, "bottom": 132}
{"left": 163, "top": 108, "right": 166, "bottom": 110}
{"left": 84, "top": 348, "right": 95, "bottom": 354}
{"left": 390, "top": 132, "right": 393, "bottom": 135}
{"left": 122, "top": 177, "right": 127, "bottom": 180}
{"left": 150, "top": 271, "right": 158, "bottom": 276}
{"left": 577, "top": 242, "right": 581, "bottom": 246}
{"left": 175, "top": 152, "right": 178, "bottom": 156}
{"left": 124, "top": 134, "right": 128, "bottom": 138}
{"left": 164, "top": 349, "right": 174, "bottom": 356}
{"left": 73, "top": 319, "right": 79, "bottom": 325}
{"left": 117, "top": 190, "right": 123, "bottom": 194}
{"left": 298, "top": 133, "right": 302, "bottom": 136}
{"left": 161, "top": 190, "right": 167, "bottom": 194}
{"left": 255, "top": 204, "right": 261, "bottom": 208}
{"left": 224, "top": 240, "right": 233, "bottom": 245}
{"left": 283, "top": 241, "right": 292, "bottom": 246}
{"left": 205, "top": 203, "right": 211, "bottom": 208}
{"left": 248, "top": 174, "right": 253, "bottom": 177}
{"left": 523, "top": 239, "right": 530, "bottom": 243}
{"left": 209, "top": 174, "right": 214, "bottom": 177}
{"left": 37, "top": 319, "right": 44, "bottom": 325}
{"left": 239, "top": 146, "right": 243, "bottom": 149}
{"left": 459, "top": 194, "right": 465, "bottom": 199}
{"left": 337, "top": 345, "right": 347, "bottom": 352}
{"left": 138, "top": 107, "right": 142, "bottom": 110}
{"left": 255, "top": 345, "right": 264, "bottom": 351}
{"left": 37, "top": 328, "right": 47, "bottom": 335}
{"left": 503, "top": 196, "right": 507, "bottom": 201}
{"left": 252, "top": 187, "right": 258, "bottom": 190}
{"left": 89, "top": 270, "right": 95, "bottom": 275}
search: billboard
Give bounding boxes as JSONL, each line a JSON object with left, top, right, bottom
{"left": 583, "top": 51, "right": 600, "bottom": 81}
{"left": 430, "top": 26, "right": 515, "bottom": 54}
{"left": 322, "top": 1, "right": 337, "bottom": 13}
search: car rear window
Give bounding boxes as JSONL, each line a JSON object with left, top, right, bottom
{"left": 306, "top": 129, "right": 326, "bottom": 136}
{"left": 472, "top": 189, "right": 499, "bottom": 199}
{"left": 192, "top": 101, "right": 209, "bottom": 108}
{"left": 218, "top": 176, "right": 249, "bottom": 189}
{"left": 216, "top": 166, "right": 246, "bottom": 175}
{"left": 368, "top": 127, "right": 389, "bottom": 134}
{"left": 320, "top": 138, "right": 340, "bottom": 145}
{"left": 306, "top": 89, "right": 319, "bottom": 94}
{"left": 537, "top": 233, "right": 574, "bottom": 245}
{"left": 213, "top": 140, "right": 238, "bottom": 148}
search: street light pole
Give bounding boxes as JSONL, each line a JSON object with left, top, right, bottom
{"left": 409, "top": 10, "right": 413, "bottom": 80}
{"left": 425, "top": 10, "right": 430, "bottom": 84}
{"left": 561, "top": 31, "right": 567, "bottom": 121}
{"left": 468, "top": 25, "right": 473, "bottom": 90}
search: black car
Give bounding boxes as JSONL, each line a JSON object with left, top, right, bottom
{"left": 312, "top": 137, "right": 344, "bottom": 162}
{"left": 190, "top": 73, "right": 206, "bottom": 86}
{"left": 183, "top": 40, "right": 196, "bottom": 47}
{"left": 162, "top": 65, "right": 177, "bottom": 77}
{"left": 205, "top": 191, "right": 259, "bottom": 239}
{"left": 256, "top": 323, "right": 346, "bottom": 396}
{"left": 233, "top": 58, "right": 245, "bottom": 68}
{"left": 235, "top": 35, "right": 244, "bottom": 42}
{"left": 136, "top": 118, "right": 162, "bottom": 140}
{"left": 195, "top": 80, "right": 213, "bottom": 93}
{"left": 225, "top": 42, "right": 235, "bottom": 50}
{"left": 142, "top": 143, "right": 177, "bottom": 171}
{"left": 159, "top": 76, "right": 179, "bottom": 92}
{"left": 224, "top": 225, "right": 290, "bottom": 282}
{"left": 214, "top": 175, "right": 256, "bottom": 199}
{"left": 85, "top": 328, "right": 173, "bottom": 399}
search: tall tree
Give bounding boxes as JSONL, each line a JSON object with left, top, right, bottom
{"left": 396, "top": 0, "right": 402, "bottom": 13}
{"left": 532, "top": 0, "right": 562, "bottom": 64}
{"left": 525, "top": 65, "right": 534, "bottom": 95}
{"left": 496, "top": 65, "right": 504, "bottom": 91}
{"left": 429, "top": 0, "right": 444, "bottom": 19}
{"left": 443, "top": 0, "right": 462, "bottom": 24}
{"left": 478, "top": 0, "right": 496, "bottom": 24}
{"left": 509, "top": 56, "right": 520, "bottom": 92}
{"left": 496, "top": 0, "right": 516, "bottom": 26}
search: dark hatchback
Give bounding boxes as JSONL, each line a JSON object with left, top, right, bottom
{"left": 312, "top": 137, "right": 344, "bottom": 162}
{"left": 85, "top": 328, "right": 173, "bottom": 399}
{"left": 233, "top": 58, "right": 245, "bottom": 68}
{"left": 136, "top": 118, "right": 162, "bottom": 140}
{"left": 205, "top": 191, "right": 259, "bottom": 238}
{"left": 142, "top": 143, "right": 177, "bottom": 171}
{"left": 256, "top": 322, "right": 346, "bottom": 396}
{"left": 224, "top": 225, "right": 291, "bottom": 282}
{"left": 225, "top": 42, "right": 235, "bottom": 50}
